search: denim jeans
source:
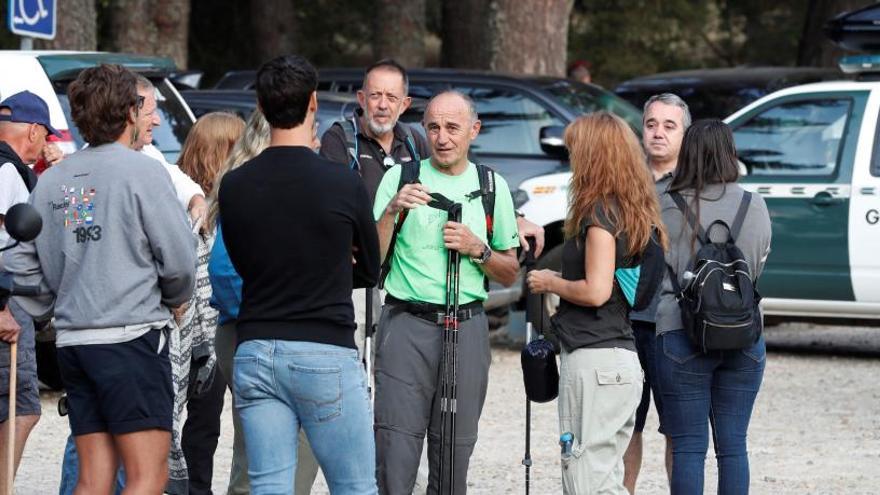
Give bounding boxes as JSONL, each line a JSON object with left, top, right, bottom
{"left": 59, "top": 434, "right": 126, "bottom": 495}
{"left": 233, "top": 339, "right": 377, "bottom": 495}
{"left": 655, "top": 330, "right": 765, "bottom": 495}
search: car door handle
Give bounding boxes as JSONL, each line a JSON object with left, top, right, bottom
{"left": 811, "top": 191, "right": 844, "bottom": 206}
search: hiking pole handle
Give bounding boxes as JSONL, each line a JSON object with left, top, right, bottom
{"left": 6, "top": 340, "right": 16, "bottom": 495}
{"left": 524, "top": 238, "right": 537, "bottom": 270}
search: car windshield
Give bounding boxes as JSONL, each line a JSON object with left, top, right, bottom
{"left": 543, "top": 81, "right": 643, "bottom": 132}
{"left": 56, "top": 78, "right": 193, "bottom": 163}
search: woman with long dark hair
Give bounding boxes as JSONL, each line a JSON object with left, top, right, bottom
{"left": 527, "top": 111, "right": 667, "bottom": 494}
{"left": 655, "top": 119, "right": 771, "bottom": 494}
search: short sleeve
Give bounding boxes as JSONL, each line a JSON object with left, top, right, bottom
{"left": 373, "top": 164, "right": 402, "bottom": 221}
{"left": 488, "top": 174, "right": 520, "bottom": 251}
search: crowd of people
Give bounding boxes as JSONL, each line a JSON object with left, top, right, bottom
{"left": 0, "top": 51, "right": 770, "bottom": 495}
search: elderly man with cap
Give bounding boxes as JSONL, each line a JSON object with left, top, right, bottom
{"left": 0, "top": 90, "right": 62, "bottom": 485}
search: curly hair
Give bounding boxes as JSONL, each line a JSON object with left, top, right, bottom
{"left": 564, "top": 112, "right": 668, "bottom": 258}
{"left": 67, "top": 64, "right": 139, "bottom": 146}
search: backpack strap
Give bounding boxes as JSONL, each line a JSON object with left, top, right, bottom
{"left": 339, "top": 118, "right": 359, "bottom": 171}
{"left": 465, "top": 164, "right": 496, "bottom": 290}
{"left": 401, "top": 124, "right": 421, "bottom": 164}
{"left": 378, "top": 161, "right": 421, "bottom": 289}
{"left": 729, "top": 191, "right": 752, "bottom": 242}
{"left": 669, "top": 191, "right": 708, "bottom": 244}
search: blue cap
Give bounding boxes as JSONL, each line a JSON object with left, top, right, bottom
{"left": 0, "top": 91, "right": 62, "bottom": 138}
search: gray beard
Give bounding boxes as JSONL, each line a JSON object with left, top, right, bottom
{"left": 367, "top": 118, "right": 395, "bottom": 135}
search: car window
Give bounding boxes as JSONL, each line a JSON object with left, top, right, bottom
{"left": 456, "top": 86, "right": 564, "bottom": 155}
{"left": 545, "top": 82, "right": 643, "bottom": 131}
{"left": 732, "top": 98, "right": 852, "bottom": 176}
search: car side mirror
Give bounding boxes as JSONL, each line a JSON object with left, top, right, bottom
{"left": 540, "top": 125, "right": 567, "bottom": 158}
{"left": 4, "top": 203, "right": 42, "bottom": 244}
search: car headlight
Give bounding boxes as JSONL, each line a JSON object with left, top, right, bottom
{"left": 512, "top": 188, "right": 530, "bottom": 209}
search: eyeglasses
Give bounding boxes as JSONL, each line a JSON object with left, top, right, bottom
{"left": 367, "top": 92, "right": 401, "bottom": 104}
{"left": 136, "top": 95, "right": 145, "bottom": 110}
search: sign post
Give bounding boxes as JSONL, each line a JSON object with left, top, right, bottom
{"left": 7, "top": 0, "right": 56, "bottom": 49}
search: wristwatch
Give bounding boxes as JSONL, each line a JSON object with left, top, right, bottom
{"left": 471, "top": 244, "right": 492, "bottom": 265}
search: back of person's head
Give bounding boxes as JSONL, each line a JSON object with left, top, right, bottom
{"left": 68, "top": 64, "right": 139, "bottom": 146}
{"left": 178, "top": 112, "right": 245, "bottom": 195}
{"left": 207, "top": 109, "right": 271, "bottom": 230}
{"left": 255, "top": 55, "right": 317, "bottom": 129}
{"left": 363, "top": 58, "right": 409, "bottom": 94}
{"left": 669, "top": 119, "right": 739, "bottom": 193}
{"left": 563, "top": 111, "right": 667, "bottom": 256}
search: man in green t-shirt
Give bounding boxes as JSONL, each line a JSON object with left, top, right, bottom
{"left": 372, "top": 91, "right": 520, "bottom": 494}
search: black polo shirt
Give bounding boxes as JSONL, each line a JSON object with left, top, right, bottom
{"left": 320, "top": 110, "right": 430, "bottom": 204}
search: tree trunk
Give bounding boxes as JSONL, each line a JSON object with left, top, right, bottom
{"left": 441, "top": 0, "right": 492, "bottom": 69}
{"left": 250, "top": 0, "right": 298, "bottom": 64}
{"left": 374, "top": 0, "right": 426, "bottom": 67}
{"left": 797, "top": 0, "right": 864, "bottom": 67}
{"left": 440, "top": 0, "right": 574, "bottom": 76}
{"left": 108, "top": 0, "right": 190, "bottom": 69}
{"left": 35, "top": 0, "right": 96, "bottom": 50}
{"left": 489, "top": 0, "right": 574, "bottom": 76}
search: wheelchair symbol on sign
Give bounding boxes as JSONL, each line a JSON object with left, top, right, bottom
{"left": 13, "top": 0, "right": 49, "bottom": 26}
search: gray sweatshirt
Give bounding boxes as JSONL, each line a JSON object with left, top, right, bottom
{"left": 656, "top": 183, "right": 772, "bottom": 334}
{"left": 5, "top": 143, "right": 196, "bottom": 338}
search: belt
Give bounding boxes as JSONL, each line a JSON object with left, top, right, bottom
{"left": 386, "top": 295, "right": 484, "bottom": 325}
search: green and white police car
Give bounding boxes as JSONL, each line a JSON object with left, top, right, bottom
{"left": 517, "top": 73, "right": 880, "bottom": 322}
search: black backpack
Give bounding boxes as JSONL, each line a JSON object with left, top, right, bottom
{"left": 337, "top": 116, "right": 420, "bottom": 172}
{"left": 378, "top": 161, "right": 497, "bottom": 289}
{"left": 614, "top": 226, "right": 665, "bottom": 312}
{"left": 667, "top": 191, "right": 762, "bottom": 352}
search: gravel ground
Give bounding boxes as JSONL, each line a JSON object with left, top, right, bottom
{"left": 13, "top": 323, "right": 880, "bottom": 494}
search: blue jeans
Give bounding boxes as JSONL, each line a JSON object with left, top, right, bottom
{"left": 233, "top": 339, "right": 377, "bottom": 495}
{"left": 59, "top": 434, "right": 126, "bottom": 495}
{"left": 655, "top": 330, "right": 765, "bottom": 495}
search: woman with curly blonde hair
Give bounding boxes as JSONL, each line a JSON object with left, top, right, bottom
{"left": 528, "top": 111, "right": 667, "bottom": 494}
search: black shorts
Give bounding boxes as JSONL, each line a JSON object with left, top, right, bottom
{"left": 57, "top": 329, "right": 173, "bottom": 436}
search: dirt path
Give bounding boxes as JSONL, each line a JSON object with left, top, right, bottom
{"left": 15, "top": 326, "right": 880, "bottom": 494}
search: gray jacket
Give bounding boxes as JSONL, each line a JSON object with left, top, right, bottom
{"left": 656, "top": 183, "right": 772, "bottom": 334}
{"left": 5, "top": 143, "right": 196, "bottom": 332}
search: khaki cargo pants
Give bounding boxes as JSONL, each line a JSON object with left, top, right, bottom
{"left": 558, "top": 347, "right": 643, "bottom": 495}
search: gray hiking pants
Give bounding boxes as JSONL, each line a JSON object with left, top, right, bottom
{"left": 374, "top": 305, "right": 490, "bottom": 495}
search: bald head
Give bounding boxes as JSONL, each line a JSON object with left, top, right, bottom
{"left": 423, "top": 91, "right": 481, "bottom": 171}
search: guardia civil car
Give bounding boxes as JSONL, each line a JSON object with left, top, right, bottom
{"left": 518, "top": 72, "right": 880, "bottom": 322}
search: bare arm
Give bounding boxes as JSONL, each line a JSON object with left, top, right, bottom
{"left": 443, "top": 222, "right": 520, "bottom": 287}
{"left": 527, "top": 227, "right": 615, "bottom": 307}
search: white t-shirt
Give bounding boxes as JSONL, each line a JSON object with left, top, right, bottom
{"left": 141, "top": 144, "right": 204, "bottom": 209}
{"left": 0, "top": 161, "right": 31, "bottom": 248}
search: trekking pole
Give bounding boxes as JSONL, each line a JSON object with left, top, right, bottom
{"left": 364, "top": 288, "right": 374, "bottom": 401}
{"left": 428, "top": 193, "right": 461, "bottom": 495}
{"left": 521, "top": 238, "right": 537, "bottom": 495}
{"left": 6, "top": 340, "right": 16, "bottom": 495}
{"left": 447, "top": 203, "right": 463, "bottom": 494}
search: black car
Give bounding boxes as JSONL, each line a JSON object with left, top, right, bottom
{"left": 614, "top": 67, "right": 845, "bottom": 120}
{"left": 182, "top": 89, "right": 427, "bottom": 140}
{"left": 213, "top": 68, "right": 643, "bottom": 191}
{"left": 182, "top": 90, "right": 362, "bottom": 138}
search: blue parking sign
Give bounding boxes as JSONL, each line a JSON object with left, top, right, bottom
{"left": 7, "top": 0, "right": 56, "bottom": 40}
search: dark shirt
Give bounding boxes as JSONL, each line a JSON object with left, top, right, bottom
{"left": 320, "top": 110, "right": 430, "bottom": 203}
{"left": 218, "top": 146, "right": 380, "bottom": 349}
{"left": 630, "top": 170, "right": 674, "bottom": 323}
{"left": 551, "top": 203, "right": 636, "bottom": 352}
